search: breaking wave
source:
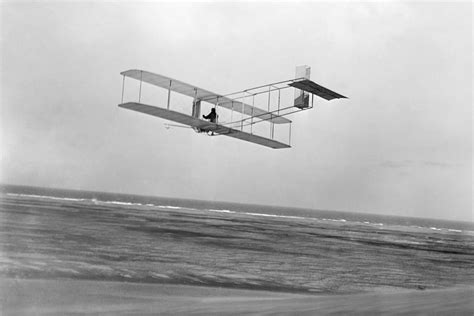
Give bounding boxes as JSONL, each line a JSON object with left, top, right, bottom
{"left": 208, "top": 209, "right": 236, "bottom": 214}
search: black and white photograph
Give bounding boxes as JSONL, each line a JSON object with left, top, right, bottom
{"left": 1, "top": 1, "right": 472, "bottom": 314}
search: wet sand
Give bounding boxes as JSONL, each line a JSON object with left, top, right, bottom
{"left": 1, "top": 278, "right": 473, "bottom": 315}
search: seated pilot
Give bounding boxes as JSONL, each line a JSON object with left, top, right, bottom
{"left": 203, "top": 108, "right": 217, "bottom": 123}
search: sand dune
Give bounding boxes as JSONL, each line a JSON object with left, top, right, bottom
{"left": 1, "top": 278, "right": 473, "bottom": 315}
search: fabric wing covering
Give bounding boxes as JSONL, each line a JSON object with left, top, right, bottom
{"left": 289, "top": 79, "right": 347, "bottom": 101}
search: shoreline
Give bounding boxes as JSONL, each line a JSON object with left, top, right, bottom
{"left": 2, "top": 278, "right": 473, "bottom": 315}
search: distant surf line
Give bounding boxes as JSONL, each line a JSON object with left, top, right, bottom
{"left": 6, "top": 193, "right": 88, "bottom": 202}
{"left": 4, "top": 193, "right": 470, "bottom": 234}
{"left": 6, "top": 193, "right": 188, "bottom": 210}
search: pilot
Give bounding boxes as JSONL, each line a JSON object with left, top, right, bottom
{"left": 203, "top": 108, "right": 217, "bottom": 123}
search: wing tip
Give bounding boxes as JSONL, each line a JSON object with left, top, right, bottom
{"left": 120, "top": 69, "right": 143, "bottom": 76}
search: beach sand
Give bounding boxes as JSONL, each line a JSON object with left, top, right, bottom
{"left": 1, "top": 278, "right": 472, "bottom": 315}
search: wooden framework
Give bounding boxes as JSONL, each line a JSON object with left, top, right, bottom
{"left": 118, "top": 67, "right": 347, "bottom": 149}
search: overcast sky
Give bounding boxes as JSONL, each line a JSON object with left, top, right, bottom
{"left": 1, "top": 1, "right": 471, "bottom": 222}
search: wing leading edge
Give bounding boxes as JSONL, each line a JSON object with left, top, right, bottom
{"left": 118, "top": 102, "right": 290, "bottom": 149}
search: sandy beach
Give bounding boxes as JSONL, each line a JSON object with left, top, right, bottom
{"left": 1, "top": 278, "right": 473, "bottom": 315}
{"left": 2, "top": 189, "right": 473, "bottom": 315}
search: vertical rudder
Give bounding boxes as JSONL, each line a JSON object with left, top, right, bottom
{"left": 294, "top": 65, "right": 311, "bottom": 109}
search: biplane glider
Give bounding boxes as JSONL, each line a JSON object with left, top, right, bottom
{"left": 118, "top": 66, "right": 347, "bottom": 149}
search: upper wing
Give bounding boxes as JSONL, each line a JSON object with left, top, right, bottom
{"left": 121, "top": 69, "right": 291, "bottom": 124}
{"left": 119, "top": 102, "right": 290, "bottom": 149}
{"left": 289, "top": 79, "right": 347, "bottom": 101}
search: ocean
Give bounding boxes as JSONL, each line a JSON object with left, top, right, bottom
{"left": 1, "top": 184, "right": 473, "bottom": 294}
